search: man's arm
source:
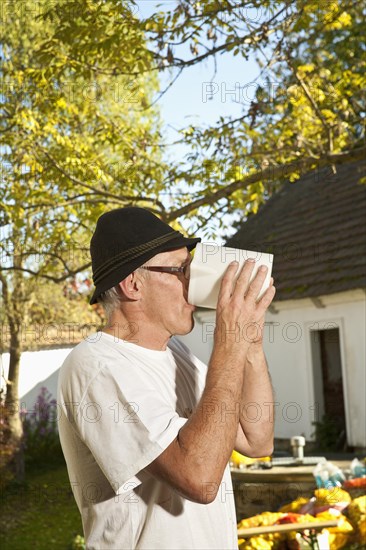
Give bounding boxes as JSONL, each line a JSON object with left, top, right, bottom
{"left": 146, "top": 260, "right": 276, "bottom": 504}
{"left": 234, "top": 343, "right": 275, "bottom": 457}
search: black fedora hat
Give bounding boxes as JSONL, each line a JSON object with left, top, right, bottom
{"left": 89, "top": 207, "right": 201, "bottom": 304}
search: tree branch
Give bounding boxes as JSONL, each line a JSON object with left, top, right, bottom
{"left": 0, "top": 263, "right": 92, "bottom": 283}
{"left": 165, "top": 146, "right": 366, "bottom": 221}
{"left": 39, "top": 149, "right": 164, "bottom": 214}
{"left": 61, "top": 3, "right": 292, "bottom": 77}
{"left": 24, "top": 198, "right": 147, "bottom": 214}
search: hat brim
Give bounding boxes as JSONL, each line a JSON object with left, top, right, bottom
{"left": 89, "top": 235, "right": 201, "bottom": 305}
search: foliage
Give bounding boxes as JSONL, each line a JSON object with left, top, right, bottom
{"left": 28, "top": 277, "right": 98, "bottom": 323}
{"left": 21, "top": 387, "right": 63, "bottom": 465}
{"left": 32, "top": 0, "right": 366, "bottom": 234}
{"left": 0, "top": 0, "right": 165, "bottom": 338}
{"left": 312, "top": 414, "right": 344, "bottom": 451}
{"left": 1, "top": 0, "right": 165, "bottom": 287}
{"left": 26, "top": 279, "right": 103, "bottom": 350}
{"left": 70, "top": 535, "right": 86, "bottom": 550}
{"left": 153, "top": 0, "right": 365, "bottom": 231}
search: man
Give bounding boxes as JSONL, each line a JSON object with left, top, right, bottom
{"left": 58, "top": 207, "right": 276, "bottom": 550}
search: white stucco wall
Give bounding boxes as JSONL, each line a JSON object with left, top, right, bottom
{"left": 1, "top": 347, "right": 73, "bottom": 411}
{"left": 180, "top": 289, "right": 366, "bottom": 447}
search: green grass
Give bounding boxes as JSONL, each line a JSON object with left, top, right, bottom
{"left": 0, "top": 461, "right": 83, "bottom": 550}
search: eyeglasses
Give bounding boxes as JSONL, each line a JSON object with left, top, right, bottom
{"left": 140, "top": 263, "right": 191, "bottom": 280}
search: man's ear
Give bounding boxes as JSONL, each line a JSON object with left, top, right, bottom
{"left": 118, "top": 271, "right": 144, "bottom": 301}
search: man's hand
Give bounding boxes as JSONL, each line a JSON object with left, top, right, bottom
{"left": 215, "top": 260, "right": 276, "bottom": 352}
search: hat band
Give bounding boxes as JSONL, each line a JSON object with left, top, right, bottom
{"left": 93, "top": 231, "right": 182, "bottom": 285}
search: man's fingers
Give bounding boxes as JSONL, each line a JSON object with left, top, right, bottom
{"left": 242, "top": 264, "right": 268, "bottom": 302}
{"left": 231, "top": 258, "right": 256, "bottom": 298}
{"left": 217, "top": 261, "right": 239, "bottom": 304}
{"left": 218, "top": 262, "right": 274, "bottom": 309}
{"left": 257, "top": 279, "right": 276, "bottom": 311}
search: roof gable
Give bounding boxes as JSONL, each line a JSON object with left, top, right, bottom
{"left": 226, "top": 160, "right": 366, "bottom": 301}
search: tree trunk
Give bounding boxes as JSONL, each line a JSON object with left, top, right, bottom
{"left": 4, "top": 324, "right": 25, "bottom": 482}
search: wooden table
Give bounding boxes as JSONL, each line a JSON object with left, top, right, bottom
{"left": 231, "top": 460, "right": 350, "bottom": 483}
{"left": 238, "top": 519, "right": 339, "bottom": 538}
{"left": 231, "top": 461, "right": 350, "bottom": 520}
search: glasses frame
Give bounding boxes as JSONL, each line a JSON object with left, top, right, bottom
{"left": 140, "top": 264, "right": 190, "bottom": 280}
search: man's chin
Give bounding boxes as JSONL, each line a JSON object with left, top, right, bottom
{"left": 175, "top": 315, "right": 195, "bottom": 336}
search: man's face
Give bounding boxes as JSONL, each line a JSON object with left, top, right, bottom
{"left": 140, "top": 247, "right": 195, "bottom": 337}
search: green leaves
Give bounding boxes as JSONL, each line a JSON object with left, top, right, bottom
{"left": 0, "top": 0, "right": 168, "bottom": 314}
{"left": 2, "top": 0, "right": 364, "bottom": 242}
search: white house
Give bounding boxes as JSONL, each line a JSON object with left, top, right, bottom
{"left": 181, "top": 159, "right": 366, "bottom": 449}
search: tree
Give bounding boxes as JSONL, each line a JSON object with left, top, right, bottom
{"left": 34, "top": 0, "right": 365, "bottom": 233}
{"left": 0, "top": 0, "right": 165, "bottom": 478}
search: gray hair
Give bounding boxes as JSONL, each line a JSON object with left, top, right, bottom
{"left": 97, "top": 285, "right": 123, "bottom": 322}
{"left": 97, "top": 266, "right": 151, "bottom": 322}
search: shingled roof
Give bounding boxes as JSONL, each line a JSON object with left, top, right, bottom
{"left": 226, "top": 160, "right": 366, "bottom": 301}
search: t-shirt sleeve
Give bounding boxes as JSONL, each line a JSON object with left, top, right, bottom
{"left": 75, "top": 364, "right": 187, "bottom": 495}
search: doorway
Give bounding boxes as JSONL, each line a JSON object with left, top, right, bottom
{"left": 310, "top": 327, "right": 347, "bottom": 448}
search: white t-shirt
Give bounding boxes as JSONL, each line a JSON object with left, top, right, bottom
{"left": 57, "top": 332, "right": 238, "bottom": 550}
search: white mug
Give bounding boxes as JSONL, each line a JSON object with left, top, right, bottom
{"left": 188, "top": 243, "right": 274, "bottom": 309}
